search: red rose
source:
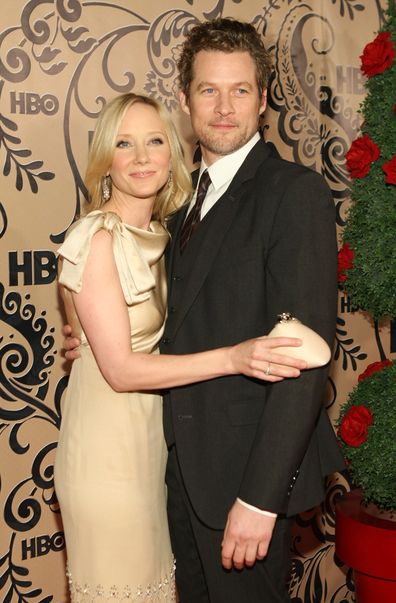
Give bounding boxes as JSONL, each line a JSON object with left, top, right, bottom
{"left": 338, "top": 242, "right": 354, "bottom": 283}
{"left": 339, "top": 405, "right": 374, "bottom": 447}
{"left": 382, "top": 155, "right": 396, "bottom": 185}
{"left": 345, "top": 134, "right": 380, "bottom": 179}
{"left": 360, "top": 31, "right": 395, "bottom": 77}
{"left": 358, "top": 359, "right": 393, "bottom": 382}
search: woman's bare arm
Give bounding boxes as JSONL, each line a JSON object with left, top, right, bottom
{"left": 65, "top": 230, "right": 306, "bottom": 391}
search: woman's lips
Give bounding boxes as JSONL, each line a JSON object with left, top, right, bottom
{"left": 130, "top": 171, "right": 156, "bottom": 178}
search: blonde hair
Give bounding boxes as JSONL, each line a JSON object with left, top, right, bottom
{"left": 84, "top": 93, "right": 191, "bottom": 223}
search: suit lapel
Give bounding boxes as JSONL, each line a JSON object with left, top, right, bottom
{"left": 167, "top": 139, "right": 272, "bottom": 341}
{"left": 225, "top": 138, "right": 272, "bottom": 192}
{"left": 168, "top": 189, "right": 240, "bottom": 340}
{"left": 165, "top": 205, "right": 187, "bottom": 293}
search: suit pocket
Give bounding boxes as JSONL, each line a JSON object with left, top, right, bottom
{"left": 227, "top": 399, "right": 264, "bottom": 426}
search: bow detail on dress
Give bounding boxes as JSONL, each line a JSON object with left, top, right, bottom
{"left": 58, "top": 210, "right": 168, "bottom": 305}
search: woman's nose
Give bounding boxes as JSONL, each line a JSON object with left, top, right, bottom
{"left": 133, "top": 143, "right": 149, "bottom": 163}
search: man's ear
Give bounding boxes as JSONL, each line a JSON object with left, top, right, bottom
{"left": 259, "top": 89, "right": 267, "bottom": 116}
{"left": 179, "top": 91, "right": 191, "bottom": 116}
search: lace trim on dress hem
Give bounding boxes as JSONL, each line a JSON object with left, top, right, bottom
{"left": 66, "top": 561, "right": 176, "bottom": 602}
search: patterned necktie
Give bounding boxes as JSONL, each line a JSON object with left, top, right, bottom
{"left": 179, "top": 169, "right": 211, "bottom": 253}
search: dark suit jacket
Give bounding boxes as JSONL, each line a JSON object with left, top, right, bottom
{"left": 161, "top": 139, "right": 344, "bottom": 529}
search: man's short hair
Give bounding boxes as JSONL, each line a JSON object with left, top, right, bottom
{"left": 177, "top": 18, "right": 272, "bottom": 98}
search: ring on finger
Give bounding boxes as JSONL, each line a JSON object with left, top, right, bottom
{"left": 265, "top": 363, "right": 271, "bottom": 376}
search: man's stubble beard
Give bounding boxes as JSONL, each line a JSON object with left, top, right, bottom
{"left": 198, "top": 125, "right": 253, "bottom": 158}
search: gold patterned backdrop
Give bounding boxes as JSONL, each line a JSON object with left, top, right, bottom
{"left": 0, "top": 1, "right": 392, "bottom": 602}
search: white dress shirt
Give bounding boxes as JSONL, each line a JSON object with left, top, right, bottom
{"left": 187, "top": 132, "right": 260, "bottom": 219}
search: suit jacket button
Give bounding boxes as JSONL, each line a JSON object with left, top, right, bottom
{"left": 169, "top": 306, "right": 176, "bottom": 313}
{"left": 172, "top": 275, "right": 182, "bottom": 281}
{"left": 162, "top": 337, "right": 171, "bottom": 344}
{"left": 178, "top": 414, "right": 192, "bottom": 421}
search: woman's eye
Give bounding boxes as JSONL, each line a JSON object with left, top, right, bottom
{"left": 149, "top": 137, "right": 164, "bottom": 145}
{"left": 116, "top": 140, "right": 130, "bottom": 148}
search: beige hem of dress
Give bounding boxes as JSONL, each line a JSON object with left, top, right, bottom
{"left": 66, "top": 560, "right": 176, "bottom": 602}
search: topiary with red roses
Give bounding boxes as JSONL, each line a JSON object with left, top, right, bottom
{"left": 337, "top": 359, "right": 396, "bottom": 510}
{"left": 340, "top": 3, "right": 396, "bottom": 319}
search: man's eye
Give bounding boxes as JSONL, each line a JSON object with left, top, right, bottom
{"left": 202, "top": 88, "right": 215, "bottom": 94}
{"left": 236, "top": 88, "right": 248, "bottom": 95}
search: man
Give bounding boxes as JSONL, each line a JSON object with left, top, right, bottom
{"left": 64, "top": 18, "right": 344, "bottom": 602}
{"left": 161, "top": 18, "right": 344, "bottom": 603}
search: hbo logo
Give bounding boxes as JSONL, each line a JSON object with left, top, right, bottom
{"left": 21, "top": 531, "right": 65, "bottom": 559}
{"left": 10, "top": 92, "right": 59, "bottom": 115}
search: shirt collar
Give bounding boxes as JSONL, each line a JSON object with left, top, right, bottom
{"left": 199, "top": 132, "right": 261, "bottom": 191}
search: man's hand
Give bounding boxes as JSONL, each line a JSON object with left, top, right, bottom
{"left": 62, "top": 324, "right": 81, "bottom": 360}
{"left": 221, "top": 500, "right": 276, "bottom": 570}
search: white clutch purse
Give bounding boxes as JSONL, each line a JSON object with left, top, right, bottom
{"left": 268, "top": 313, "right": 331, "bottom": 369}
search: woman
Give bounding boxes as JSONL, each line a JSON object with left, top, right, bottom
{"left": 55, "top": 93, "right": 305, "bottom": 602}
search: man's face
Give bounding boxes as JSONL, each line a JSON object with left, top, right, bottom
{"left": 179, "top": 50, "right": 267, "bottom": 166}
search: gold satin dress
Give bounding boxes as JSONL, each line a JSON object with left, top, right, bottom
{"left": 54, "top": 211, "right": 175, "bottom": 602}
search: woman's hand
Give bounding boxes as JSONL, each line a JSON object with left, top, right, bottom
{"left": 229, "top": 336, "right": 307, "bottom": 382}
{"left": 62, "top": 324, "right": 81, "bottom": 361}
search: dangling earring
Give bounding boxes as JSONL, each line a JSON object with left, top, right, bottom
{"left": 167, "top": 171, "right": 173, "bottom": 189}
{"left": 102, "top": 175, "right": 111, "bottom": 201}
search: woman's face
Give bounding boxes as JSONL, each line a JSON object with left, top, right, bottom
{"left": 109, "top": 102, "right": 171, "bottom": 204}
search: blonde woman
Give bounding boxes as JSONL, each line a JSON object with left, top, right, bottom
{"left": 55, "top": 93, "right": 305, "bottom": 601}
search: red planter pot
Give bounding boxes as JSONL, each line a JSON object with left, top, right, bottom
{"left": 336, "top": 489, "right": 396, "bottom": 602}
